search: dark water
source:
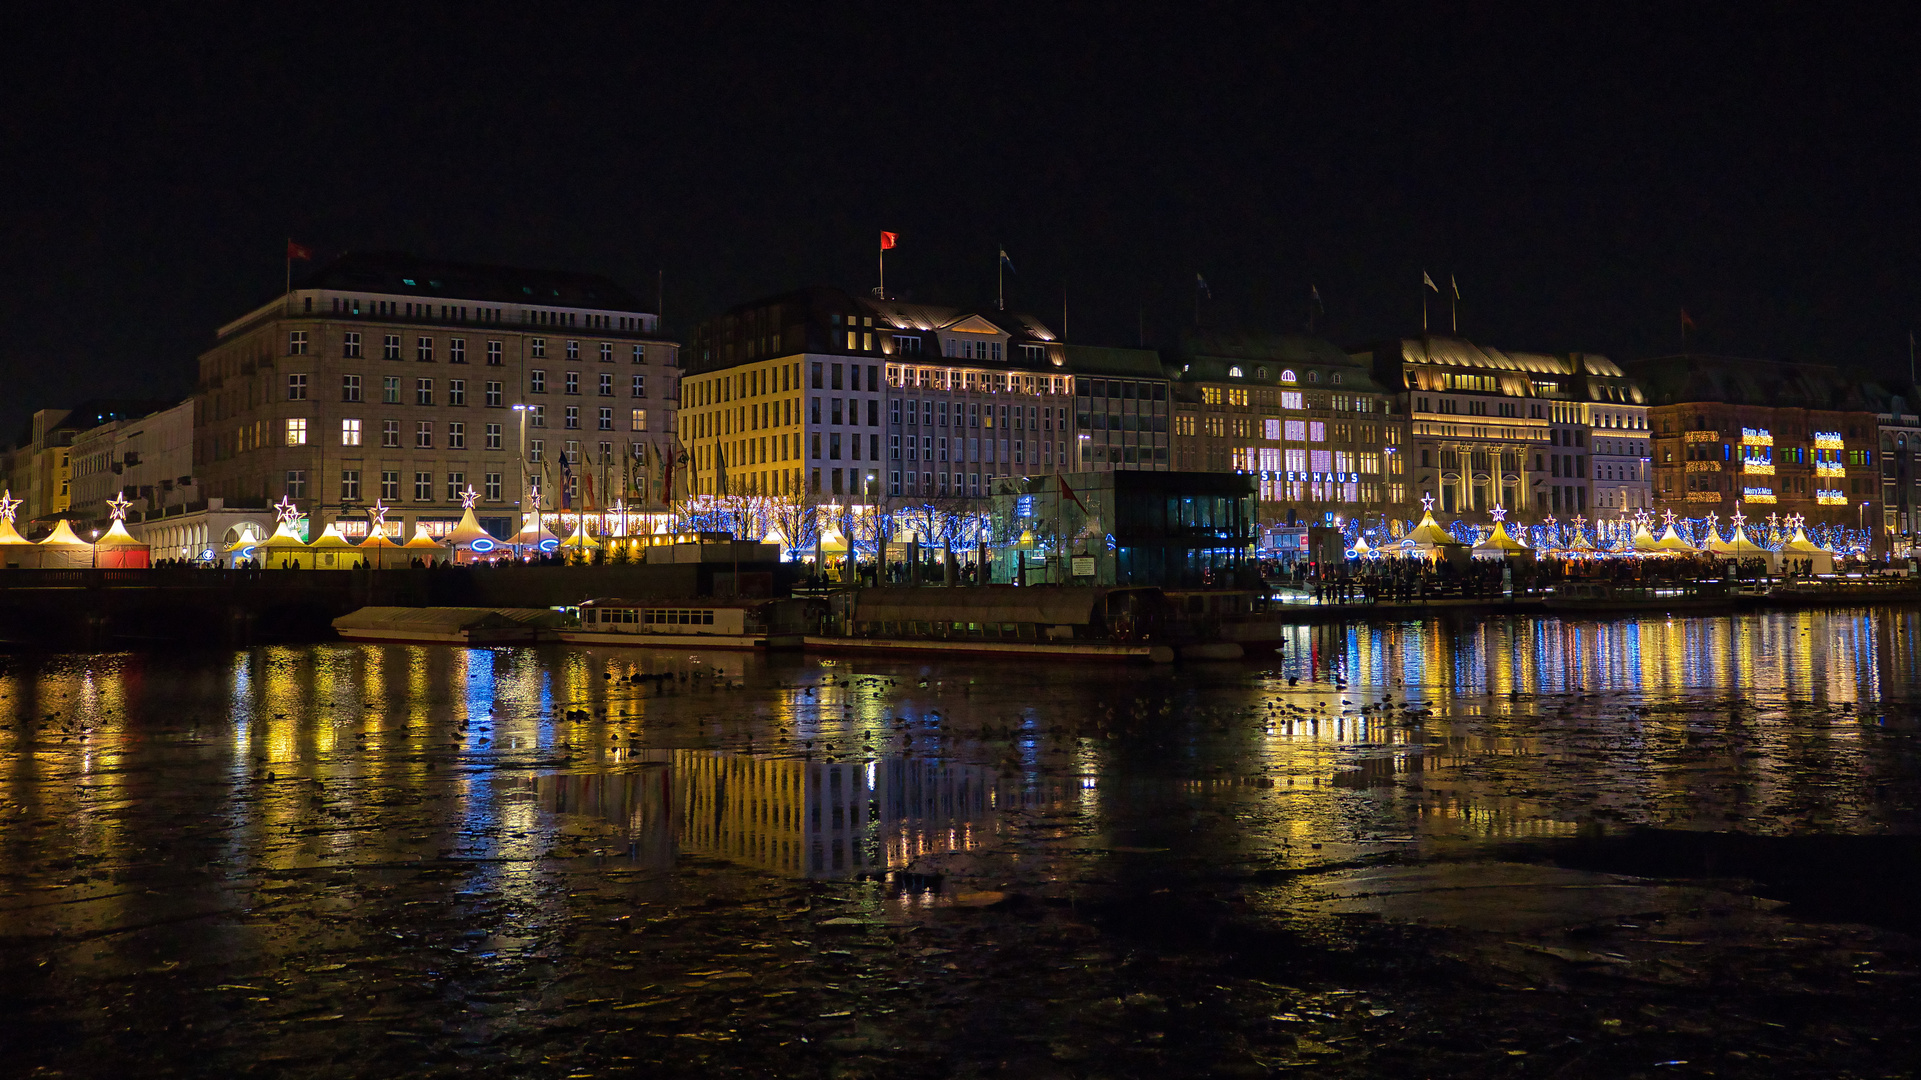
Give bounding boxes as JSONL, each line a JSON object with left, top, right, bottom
{"left": 4, "top": 609, "right": 1921, "bottom": 1077}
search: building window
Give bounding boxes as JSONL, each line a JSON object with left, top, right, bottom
{"left": 485, "top": 381, "right": 503, "bottom": 408}
{"left": 416, "top": 337, "right": 434, "bottom": 362}
{"left": 416, "top": 421, "right": 433, "bottom": 448}
{"left": 446, "top": 473, "right": 465, "bottom": 502}
{"left": 564, "top": 441, "right": 579, "bottom": 464}
{"left": 631, "top": 344, "right": 645, "bottom": 364}
{"left": 529, "top": 439, "right": 543, "bottom": 463}
{"left": 565, "top": 371, "right": 580, "bottom": 395}
{"left": 340, "top": 469, "right": 360, "bottom": 501}
{"left": 448, "top": 421, "right": 465, "bottom": 449}
{"left": 383, "top": 334, "right": 401, "bottom": 361}
{"left": 416, "top": 378, "right": 434, "bottom": 406}
{"left": 484, "top": 472, "right": 502, "bottom": 501}
{"left": 380, "top": 471, "right": 399, "bottom": 501}
{"left": 531, "top": 337, "right": 546, "bottom": 358}
{"left": 284, "top": 470, "right": 306, "bottom": 498}
{"left": 449, "top": 338, "right": 466, "bottom": 364}
{"left": 631, "top": 408, "right": 647, "bottom": 432}
{"left": 632, "top": 374, "right": 646, "bottom": 398}
{"left": 564, "top": 406, "right": 580, "bottom": 429}
{"left": 343, "top": 331, "right": 362, "bottom": 358}
{"left": 485, "top": 423, "right": 502, "bottom": 450}
{"left": 341, "top": 418, "right": 362, "bottom": 446}
{"left": 597, "top": 372, "right": 612, "bottom": 397}
{"left": 597, "top": 407, "right": 613, "bottom": 431}
{"left": 599, "top": 342, "right": 613, "bottom": 363}
{"left": 487, "top": 340, "right": 502, "bottom": 365}
{"left": 414, "top": 472, "right": 432, "bottom": 501}
{"left": 383, "top": 377, "right": 401, "bottom": 404}
{"left": 285, "top": 418, "right": 307, "bottom": 446}
{"left": 382, "top": 420, "right": 400, "bottom": 448}
{"left": 288, "top": 331, "right": 307, "bottom": 355}
{"left": 448, "top": 379, "right": 465, "bottom": 406}
{"left": 566, "top": 340, "right": 580, "bottom": 361}
{"left": 531, "top": 404, "right": 545, "bottom": 428}
{"left": 286, "top": 373, "right": 308, "bottom": 400}
{"left": 341, "top": 374, "right": 362, "bottom": 402}
{"left": 530, "top": 370, "right": 546, "bottom": 393}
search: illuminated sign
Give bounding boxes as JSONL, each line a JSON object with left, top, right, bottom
{"left": 1683, "top": 431, "right": 1720, "bottom": 442}
{"left": 1814, "top": 462, "right": 1845, "bottom": 477}
{"left": 1685, "top": 492, "right": 1720, "bottom": 502}
{"left": 1813, "top": 432, "right": 1844, "bottom": 448}
{"left": 1742, "top": 487, "right": 1777, "bottom": 503}
{"left": 1684, "top": 461, "right": 1721, "bottom": 472}
{"left": 538, "top": 538, "right": 560, "bottom": 553}
{"left": 1742, "top": 462, "right": 1775, "bottom": 475}
{"left": 1015, "top": 495, "right": 1036, "bottom": 517}
{"left": 1740, "top": 428, "right": 1773, "bottom": 446}
{"left": 1815, "top": 490, "right": 1847, "bottom": 505}
{"left": 1256, "top": 470, "right": 1363, "bottom": 483}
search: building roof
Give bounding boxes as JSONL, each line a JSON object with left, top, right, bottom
{"left": 1061, "top": 344, "right": 1167, "bottom": 380}
{"left": 1621, "top": 354, "right": 1873, "bottom": 411}
{"left": 1388, "top": 336, "right": 1621, "bottom": 377}
{"left": 298, "top": 251, "right": 649, "bottom": 311}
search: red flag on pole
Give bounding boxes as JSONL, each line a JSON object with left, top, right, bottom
{"left": 880, "top": 231, "right": 898, "bottom": 250}
{"left": 287, "top": 240, "right": 313, "bottom": 261}
{"left": 1680, "top": 308, "right": 1696, "bottom": 330}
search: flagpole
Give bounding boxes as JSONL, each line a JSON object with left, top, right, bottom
{"left": 879, "top": 241, "right": 885, "bottom": 299}
{"left": 997, "top": 250, "right": 1003, "bottom": 311}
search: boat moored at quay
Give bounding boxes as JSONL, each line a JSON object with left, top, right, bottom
{"left": 558, "top": 597, "right": 807, "bottom": 650}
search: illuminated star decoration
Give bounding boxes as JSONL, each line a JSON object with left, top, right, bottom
{"left": 461, "top": 485, "right": 479, "bottom": 510}
{"left": 1767, "top": 512, "right": 1780, "bottom": 531}
{"left": 273, "top": 495, "right": 300, "bottom": 526}
{"left": 529, "top": 482, "right": 542, "bottom": 509}
{"left": 1489, "top": 504, "right": 1507, "bottom": 523}
{"left": 1731, "top": 508, "right": 1746, "bottom": 529}
{"left": 1420, "top": 493, "right": 1435, "bottom": 513}
{"left": 106, "top": 490, "right": 132, "bottom": 522}
{"left": 0, "top": 489, "right": 18, "bottom": 524}
{"left": 1662, "top": 508, "right": 1677, "bottom": 527}
{"left": 367, "top": 499, "right": 389, "bottom": 536}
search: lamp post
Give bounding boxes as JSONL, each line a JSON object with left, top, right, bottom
{"left": 1859, "top": 500, "right": 1869, "bottom": 559}
{"left": 90, "top": 528, "right": 99, "bottom": 569}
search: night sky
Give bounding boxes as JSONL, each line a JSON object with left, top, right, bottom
{"left": 4, "top": 6, "right": 1920, "bottom": 437}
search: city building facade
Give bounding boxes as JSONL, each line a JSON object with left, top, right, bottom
{"left": 3, "top": 401, "right": 175, "bottom": 526}
{"left": 1167, "top": 332, "right": 1407, "bottom": 531}
{"left": 68, "top": 399, "right": 196, "bottom": 522}
{"left": 685, "top": 288, "right": 1119, "bottom": 504}
{"left": 1626, "top": 354, "right": 1881, "bottom": 531}
{"left": 194, "top": 252, "right": 677, "bottom": 539}
{"left": 1861, "top": 381, "right": 1921, "bottom": 539}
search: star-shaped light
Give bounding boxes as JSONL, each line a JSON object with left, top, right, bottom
{"left": 1489, "top": 504, "right": 1507, "bottom": 523}
{"left": 529, "top": 482, "right": 542, "bottom": 508}
{"left": 1571, "top": 514, "right": 1587, "bottom": 531}
{"left": 1662, "top": 508, "right": 1677, "bottom": 527}
{"left": 273, "top": 495, "right": 300, "bottom": 526}
{"left": 1420, "top": 493, "right": 1435, "bottom": 512}
{"left": 367, "top": 499, "right": 389, "bottom": 535}
{"left": 460, "top": 485, "right": 479, "bottom": 510}
{"left": 1543, "top": 514, "right": 1557, "bottom": 530}
{"left": 1731, "top": 509, "right": 1746, "bottom": 528}
{"left": 1767, "top": 512, "right": 1780, "bottom": 530}
{"left": 106, "top": 490, "right": 132, "bottom": 522}
{"left": 0, "top": 489, "right": 18, "bottom": 524}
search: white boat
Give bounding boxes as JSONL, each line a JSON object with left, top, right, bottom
{"left": 559, "top": 598, "right": 806, "bottom": 650}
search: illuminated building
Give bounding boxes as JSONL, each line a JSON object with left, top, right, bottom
{"left": 66, "top": 400, "right": 195, "bottom": 522}
{"left": 1351, "top": 337, "right": 1638, "bottom": 517}
{"left": 1628, "top": 354, "right": 1880, "bottom": 528}
{"left": 193, "top": 252, "right": 679, "bottom": 541}
{"left": 1165, "top": 331, "right": 1409, "bottom": 531}
{"left": 1861, "top": 381, "right": 1921, "bottom": 538}
{"left": 683, "top": 288, "right": 1140, "bottom": 504}
{"left": 1, "top": 401, "right": 174, "bottom": 526}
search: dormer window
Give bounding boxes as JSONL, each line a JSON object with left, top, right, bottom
{"left": 1280, "top": 369, "right": 1297, "bottom": 384}
{"left": 1330, "top": 372, "right": 1343, "bottom": 385}
{"left": 1306, "top": 371, "right": 1320, "bottom": 383}
{"left": 1228, "top": 366, "right": 1243, "bottom": 378}
{"left": 1255, "top": 366, "right": 1267, "bottom": 379}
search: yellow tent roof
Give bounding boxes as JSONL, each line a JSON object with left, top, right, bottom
{"left": 1349, "top": 533, "right": 1373, "bottom": 555}
{"left": 404, "top": 524, "right": 448, "bottom": 550}
{"left": 358, "top": 527, "right": 402, "bottom": 549}
{"left": 515, "top": 514, "right": 555, "bottom": 542}
{"left": 94, "top": 519, "right": 148, "bottom": 547}
{"left": 1399, "top": 510, "right": 1461, "bottom": 549}
{"left": 260, "top": 518, "right": 309, "bottom": 548}
{"left": 0, "top": 517, "right": 30, "bottom": 545}
{"left": 1780, "top": 526, "right": 1828, "bottom": 554}
{"left": 446, "top": 507, "right": 494, "bottom": 546}
{"left": 1655, "top": 525, "right": 1697, "bottom": 552}
{"left": 558, "top": 519, "right": 600, "bottom": 549}
{"left": 1471, "top": 521, "right": 1530, "bottom": 554}
{"left": 308, "top": 524, "right": 355, "bottom": 549}
{"left": 39, "top": 519, "right": 91, "bottom": 548}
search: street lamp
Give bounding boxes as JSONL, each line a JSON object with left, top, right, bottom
{"left": 514, "top": 404, "right": 533, "bottom": 544}
{"left": 90, "top": 528, "right": 99, "bottom": 569}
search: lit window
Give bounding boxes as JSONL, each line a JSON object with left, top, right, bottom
{"left": 285, "top": 418, "right": 307, "bottom": 446}
{"left": 341, "top": 418, "right": 362, "bottom": 446}
{"left": 631, "top": 408, "right": 648, "bottom": 432}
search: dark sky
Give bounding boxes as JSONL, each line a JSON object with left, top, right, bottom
{"left": 4, "top": 5, "right": 1920, "bottom": 436}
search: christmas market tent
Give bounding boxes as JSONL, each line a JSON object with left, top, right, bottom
{"left": 258, "top": 518, "right": 315, "bottom": 569}
{"left": 1705, "top": 522, "right": 1779, "bottom": 571}
{"left": 1395, "top": 508, "right": 1469, "bottom": 564}
{"left": 1470, "top": 520, "right": 1533, "bottom": 562}
{"left": 1348, "top": 533, "right": 1374, "bottom": 558}
{"left": 557, "top": 518, "right": 600, "bottom": 556}
{"left": 306, "top": 524, "right": 356, "bottom": 569}
{"left": 33, "top": 519, "right": 95, "bottom": 569}
{"left": 445, "top": 507, "right": 500, "bottom": 561}
{"left": 1779, "top": 526, "right": 1835, "bottom": 574}
{"left": 403, "top": 524, "right": 450, "bottom": 565}
{"left": 513, "top": 514, "right": 557, "bottom": 554}
{"left": 0, "top": 514, "right": 34, "bottom": 568}
{"left": 1630, "top": 522, "right": 1664, "bottom": 553}
{"left": 1654, "top": 524, "right": 1698, "bottom": 554}
{"left": 92, "top": 518, "right": 151, "bottom": 568}
{"left": 1564, "top": 528, "right": 1597, "bottom": 554}
{"left": 355, "top": 526, "right": 403, "bottom": 568}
